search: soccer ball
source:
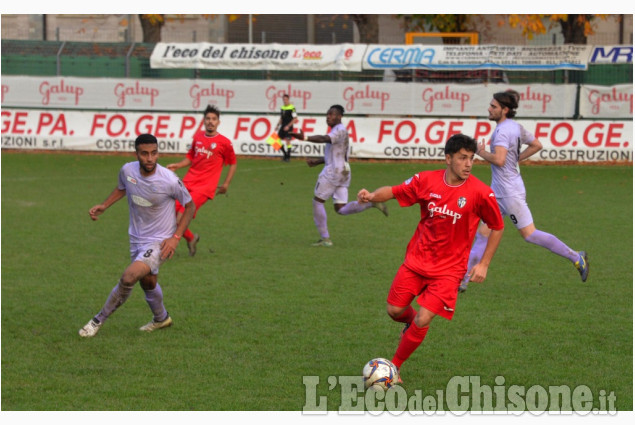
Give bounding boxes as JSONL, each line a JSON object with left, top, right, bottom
{"left": 362, "top": 358, "right": 399, "bottom": 390}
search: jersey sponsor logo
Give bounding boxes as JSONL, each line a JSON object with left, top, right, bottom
{"left": 489, "top": 192, "right": 495, "bottom": 198}
{"left": 429, "top": 192, "right": 442, "bottom": 199}
{"left": 427, "top": 201, "right": 462, "bottom": 224}
{"left": 131, "top": 195, "right": 152, "bottom": 207}
{"left": 127, "top": 176, "right": 137, "bottom": 184}
{"left": 457, "top": 197, "right": 466, "bottom": 208}
{"left": 194, "top": 144, "right": 214, "bottom": 159}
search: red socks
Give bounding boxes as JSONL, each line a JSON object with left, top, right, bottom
{"left": 183, "top": 229, "right": 194, "bottom": 242}
{"left": 392, "top": 322, "right": 429, "bottom": 369}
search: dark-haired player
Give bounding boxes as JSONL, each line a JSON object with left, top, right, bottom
{"left": 357, "top": 134, "right": 504, "bottom": 381}
{"left": 460, "top": 91, "right": 588, "bottom": 292}
{"left": 290, "top": 104, "right": 388, "bottom": 247}
{"left": 167, "top": 105, "right": 237, "bottom": 256}
{"left": 80, "top": 134, "right": 195, "bottom": 337}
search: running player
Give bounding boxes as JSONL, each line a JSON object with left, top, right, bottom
{"left": 79, "top": 134, "right": 195, "bottom": 338}
{"left": 167, "top": 105, "right": 237, "bottom": 256}
{"left": 357, "top": 134, "right": 504, "bottom": 381}
{"left": 460, "top": 90, "right": 588, "bottom": 292}
{"left": 289, "top": 104, "right": 388, "bottom": 247}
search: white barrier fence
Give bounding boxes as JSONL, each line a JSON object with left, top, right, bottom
{"left": 2, "top": 109, "right": 631, "bottom": 163}
{"left": 1, "top": 76, "right": 632, "bottom": 119}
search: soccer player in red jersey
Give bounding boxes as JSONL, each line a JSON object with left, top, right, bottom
{"left": 167, "top": 105, "right": 237, "bottom": 256}
{"left": 357, "top": 134, "right": 505, "bottom": 381}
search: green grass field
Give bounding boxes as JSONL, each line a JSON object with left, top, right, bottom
{"left": 1, "top": 151, "right": 632, "bottom": 413}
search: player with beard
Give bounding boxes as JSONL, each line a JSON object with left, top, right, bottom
{"left": 167, "top": 105, "right": 237, "bottom": 256}
{"left": 460, "top": 91, "right": 588, "bottom": 292}
{"left": 79, "top": 134, "right": 194, "bottom": 337}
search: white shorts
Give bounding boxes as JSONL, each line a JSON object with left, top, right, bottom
{"left": 130, "top": 242, "right": 165, "bottom": 275}
{"left": 496, "top": 194, "right": 534, "bottom": 230}
{"left": 314, "top": 174, "right": 351, "bottom": 204}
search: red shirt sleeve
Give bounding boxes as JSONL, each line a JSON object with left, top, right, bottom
{"left": 392, "top": 173, "right": 423, "bottom": 207}
{"left": 222, "top": 140, "right": 237, "bottom": 165}
{"left": 479, "top": 190, "right": 504, "bottom": 231}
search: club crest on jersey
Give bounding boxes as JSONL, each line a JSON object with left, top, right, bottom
{"left": 457, "top": 197, "right": 466, "bottom": 208}
{"left": 127, "top": 176, "right": 137, "bottom": 184}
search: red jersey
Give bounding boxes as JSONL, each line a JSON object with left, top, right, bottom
{"left": 392, "top": 169, "right": 503, "bottom": 280}
{"left": 183, "top": 130, "right": 237, "bottom": 199}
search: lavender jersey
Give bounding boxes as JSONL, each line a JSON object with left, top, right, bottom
{"left": 118, "top": 162, "right": 192, "bottom": 245}
{"left": 489, "top": 119, "right": 532, "bottom": 198}
{"left": 320, "top": 122, "right": 351, "bottom": 185}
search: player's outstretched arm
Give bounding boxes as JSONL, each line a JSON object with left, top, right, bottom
{"left": 358, "top": 186, "right": 394, "bottom": 204}
{"left": 167, "top": 158, "right": 192, "bottom": 172}
{"left": 89, "top": 187, "right": 126, "bottom": 221}
{"left": 289, "top": 130, "right": 331, "bottom": 144}
{"left": 306, "top": 158, "right": 325, "bottom": 167}
{"left": 288, "top": 130, "right": 304, "bottom": 140}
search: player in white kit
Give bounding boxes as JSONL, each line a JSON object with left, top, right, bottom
{"left": 460, "top": 91, "right": 588, "bottom": 292}
{"left": 289, "top": 104, "right": 388, "bottom": 246}
{"left": 79, "top": 134, "right": 195, "bottom": 337}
